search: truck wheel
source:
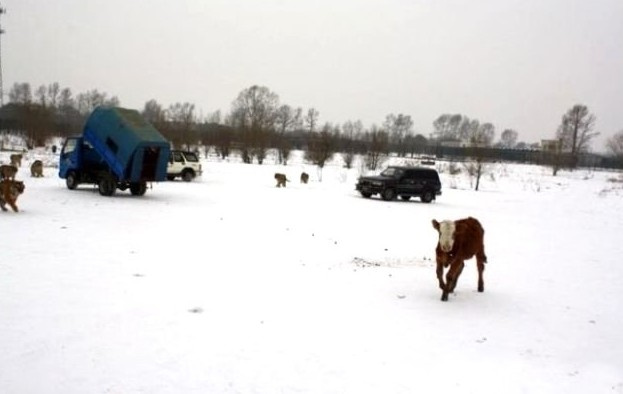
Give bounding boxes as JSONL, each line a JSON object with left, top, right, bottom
{"left": 130, "top": 182, "right": 147, "bottom": 196}
{"left": 381, "top": 188, "right": 396, "bottom": 201}
{"left": 98, "top": 177, "right": 116, "bottom": 196}
{"left": 420, "top": 191, "right": 434, "bottom": 203}
{"left": 66, "top": 171, "right": 78, "bottom": 190}
{"left": 182, "top": 170, "right": 194, "bottom": 182}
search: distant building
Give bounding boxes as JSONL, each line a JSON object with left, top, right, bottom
{"left": 436, "top": 139, "right": 463, "bottom": 148}
{"left": 540, "top": 139, "right": 561, "bottom": 152}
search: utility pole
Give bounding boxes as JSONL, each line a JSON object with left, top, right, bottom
{"left": 0, "top": 3, "right": 5, "bottom": 107}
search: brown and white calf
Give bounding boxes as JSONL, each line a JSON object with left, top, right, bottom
{"left": 432, "top": 217, "right": 487, "bottom": 301}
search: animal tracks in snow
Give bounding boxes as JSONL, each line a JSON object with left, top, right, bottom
{"left": 350, "top": 256, "right": 434, "bottom": 269}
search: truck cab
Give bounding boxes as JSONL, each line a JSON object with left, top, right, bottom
{"left": 59, "top": 137, "right": 107, "bottom": 182}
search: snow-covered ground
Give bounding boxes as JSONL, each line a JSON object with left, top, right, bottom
{"left": 1, "top": 149, "right": 622, "bottom": 393}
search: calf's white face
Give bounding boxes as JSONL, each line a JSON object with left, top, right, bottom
{"left": 437, "top": 220, "right": 456, "bottom": 252}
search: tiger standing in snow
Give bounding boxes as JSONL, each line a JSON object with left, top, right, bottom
{"left": 0, "top": 164, "right": 18, "bottom": 180}
{"left": 274, "top": 173, "right": 289, "bottom": 187}
{"left": 0, "top": 179, "right": 25, "bottom": 212}
{"left": 30, "top": 160, "right": 44, "bottom": 177}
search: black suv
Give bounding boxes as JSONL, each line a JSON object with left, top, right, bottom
{"left": 355, "top": 166, "right": 442, "bottom": 202}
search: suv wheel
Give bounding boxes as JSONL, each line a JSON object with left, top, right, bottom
{"left": 182, "top": 169, "right": 194, "bottom": 182}
{"left": 381, "top": 188, "right": 396, "bottom": 201}
{"left": 420, "top": 190, "right": 434, "bottom": 203}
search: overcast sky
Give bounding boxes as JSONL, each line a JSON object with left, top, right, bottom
{"left": 3, "top": 0, "right": 622, "bottom": 150}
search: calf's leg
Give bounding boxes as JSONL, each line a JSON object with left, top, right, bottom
{"left": 447, "top": 261, "right": 465, "bottom": 293}
{"left": 476, "top": 253, "right": 486, "bottom": 292}
{"left": 445, "top": 260, "right": 464, "bottom": 294}
{"left": 436, "top": 262, "right": 445, "bottom": 290}
{"left": 440, "top": 260, "right": 463, "bottom": 302}
{"left": 437, "top": 261, "right": 452, "bottom": 301}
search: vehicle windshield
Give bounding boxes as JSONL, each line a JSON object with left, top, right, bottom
{"left": 61, "top": 138, "right": 78, "bottom": 155}
{"left": 380, "top": 167, "right": 403, "bottom": 178}
{"left": 184, "top": 152, "right": 199, "bottom": 162}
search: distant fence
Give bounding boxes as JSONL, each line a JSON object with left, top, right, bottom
{"left": 412, "top": 145, "right": 623, "bottom": 171}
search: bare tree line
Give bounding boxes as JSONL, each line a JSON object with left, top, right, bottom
{"left": 0, "top": 82, "right": 120, "bottom": 147}
{"left": 1, "top": 81, "right": 620, "bottom": 172}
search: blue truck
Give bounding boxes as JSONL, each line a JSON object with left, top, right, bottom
{"left": 59, "top": 106, "right": 171, "bottom": 196}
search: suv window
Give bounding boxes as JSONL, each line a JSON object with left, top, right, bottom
{"left": 404, "top": 170, "right": 417, "bottom": 179}
{"left": 380, "top": 167, "right": 404, "bottom": 178}
{"left": 183, "top": 152, "right": 199, "bottom": 162}
{"left": 425, "top": 171, "right": 440, "bottom": 182}
{"left": 413, "top": 170, "right": 437, "bottom": 181}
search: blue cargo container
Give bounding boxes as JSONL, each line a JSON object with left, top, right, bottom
{"left": 59, "top": 106, "right": 171, "bottom": 196}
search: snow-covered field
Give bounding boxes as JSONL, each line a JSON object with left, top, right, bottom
{"left": 1, "top": 149, "right": 622, "bottom": 393}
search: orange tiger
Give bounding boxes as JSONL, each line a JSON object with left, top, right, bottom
{"left": 30, "top": 160, "right": 44, "bottom": 177}
{"left": 10, "top": 153, "right": 23, "bottom": 167}
{"left": 0, "top": 164, "right": 18, "bottom": 180}
{"left": 274, "top": 173, "right": 289, "bottom": 187}
{"left": 0, "top": 179, "right": 25, "bottom": 212}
